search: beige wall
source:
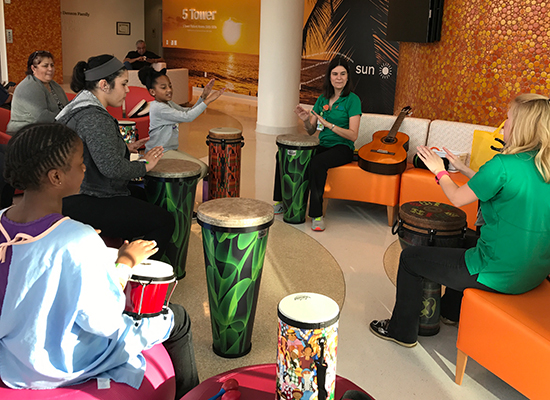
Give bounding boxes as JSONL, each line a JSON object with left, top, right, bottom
{"left": 60, "top": 0, "right": 145, "bottom": 83}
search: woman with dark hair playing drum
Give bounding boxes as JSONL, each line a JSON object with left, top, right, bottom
{"left": 274, "top": 56, "right": 361, "bottom": 232}
{"left": 56, "top": 55, "right": 174, "bottom": 260}
{"left": 370, "top": 93, "right": 550, "bottom": 347}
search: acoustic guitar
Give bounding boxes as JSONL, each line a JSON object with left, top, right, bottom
{"left": 358, "top": 106, "right": 412, "bottom": 175}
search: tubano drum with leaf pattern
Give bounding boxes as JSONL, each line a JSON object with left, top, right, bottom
{"left": 197, "top": 197, "right": 274, "bottom": 358}
{"left": 276, "top": 134, "right": 319, "bottom": 224}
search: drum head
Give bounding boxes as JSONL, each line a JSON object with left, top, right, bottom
{"left": 276, "top": 133, "right": 319, "bottom": 147}
{"left": 146, "top": 158, "right": 202, "bottom": 178}
{"left": 130, "top": 259, "right": 175, "bottom": 283}
{"left": 128, "top": 100, "right": 150, "bottom": 118}
{"left": 278, "top": 292, "right": 340, "bottom": 329}
{"left": 399, "top": 201, "right": 467, "bottom": 231}
{"left": 118, "top": 120, "right": 136, "bottom": 127}
{"left": 197, "top": 197, "right": 274, "bottom": 229}
{"left": 208, "top": 126, "right": 243, "bottom": 140}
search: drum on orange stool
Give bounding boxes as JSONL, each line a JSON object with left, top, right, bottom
{"left": 206, "top": 127, "right": 244, "bottom": 200}
{"left": 393, "top": 201, "right": 467, "bottom": 336}
{"left": 145, "top": 159, "right": 202, "bottom": 279}
{"left": 124, "top": 258, "right": 177, "bottom": 319}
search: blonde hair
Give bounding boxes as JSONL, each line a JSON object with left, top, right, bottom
{"left": 502, "top": 93, "right": 550, "bottom": 183}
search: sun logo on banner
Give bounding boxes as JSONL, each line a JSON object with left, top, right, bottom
{"left": 379, "top": 63, "right": 392, "bottom": 79}
{"left": 222, "top": 18, "right": 242, "bottom": 45}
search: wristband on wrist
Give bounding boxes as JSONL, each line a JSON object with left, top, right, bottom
{"left": 331, "top": 123, "right": 335, "bottom": 130}
{"left": 435, "top": 170, "right": 450, "bottom": 185}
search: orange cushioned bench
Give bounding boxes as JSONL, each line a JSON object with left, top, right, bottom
{"left": 455, "top": 279, "right": 550, "bottom": 399}
{"left": 324, "top": 112, "right": 431, "bottom": 226}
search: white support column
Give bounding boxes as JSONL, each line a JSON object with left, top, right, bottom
{"left": 256, "top": 0, "right": 304, "bottom": 135}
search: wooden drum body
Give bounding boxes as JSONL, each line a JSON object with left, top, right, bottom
{"left": 145, "top": 159, "right": 201, "bottom": 279}
{"left": 276, "top": 134, "right": 319, "bottom": 224}
{"left": 197, "top": 198, "right": 274, "bottom": 358}
{"left": 394, "top": 201, "right": 467, "bottom": 336}
{"left": 207, "top": 127, "right": 244, "bottom": 200}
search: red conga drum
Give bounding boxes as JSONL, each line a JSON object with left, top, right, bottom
{"left": 206, "top": 127, "right": 244, "bottom": 200}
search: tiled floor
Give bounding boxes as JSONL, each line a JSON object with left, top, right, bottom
{"left": 181, "top": 91, "right": 526, "bottom": 400}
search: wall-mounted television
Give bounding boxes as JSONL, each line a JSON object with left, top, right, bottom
{"left": 387, "top": 0, "right": 444, "bottom": 43}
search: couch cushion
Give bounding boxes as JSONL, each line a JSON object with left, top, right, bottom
{"left": 426, "top": 120, "right": 500, "bottom": 166}
{"left": 356, "top": 113, "right": 430, "bottom": 163}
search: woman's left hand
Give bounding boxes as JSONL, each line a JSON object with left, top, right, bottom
{"left": 311, "top": 110, "right": 330, "bottom": 129}
{"left": 127, "top": 137, "right": 149, "bottom": 153}
{"left": 416, "top": 145, "right": 446, "bottom": 174}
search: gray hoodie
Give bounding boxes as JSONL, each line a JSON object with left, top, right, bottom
{"left": 56, "top": 90, "right": 146, "bottom": 197}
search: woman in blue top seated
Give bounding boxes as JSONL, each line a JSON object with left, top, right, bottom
{"left": 274, "top": 57, "right": 362, "bottom": 231}
{"left": 370, "top": 93, "right": 550, "bottom": 347}
{"left": 0, "top": 123, "right": 198, "bottom": 398}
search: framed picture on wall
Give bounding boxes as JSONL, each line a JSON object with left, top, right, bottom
{"left": 117, "top": 22, "right": 131, "bottom": 36}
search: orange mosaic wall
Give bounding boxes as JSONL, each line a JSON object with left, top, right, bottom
{"left": 4, "top": 0, "right": 63, "bottom": 83}
{"left": 394, "top": 0, "right": 550, "bottom": 127}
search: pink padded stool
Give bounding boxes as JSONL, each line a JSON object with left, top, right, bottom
{"left": 0, "top": 343, "right": 175, "bottom": 399}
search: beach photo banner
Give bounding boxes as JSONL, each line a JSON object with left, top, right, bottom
{"left": 163, "top": 0, "right": 261, "bottom": 96}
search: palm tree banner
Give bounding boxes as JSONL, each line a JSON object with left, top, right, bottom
{"left": 301, "top": 0, "right": 398, "bottom": 114}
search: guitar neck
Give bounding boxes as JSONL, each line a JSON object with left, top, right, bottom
{"left": 386, "top": 108, "right": 410, "bottom": 141}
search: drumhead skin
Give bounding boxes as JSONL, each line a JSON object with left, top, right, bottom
{"left": 278, "top": 292, "right": 340, "bottom": 329}
{"left": 276, "top": 133, "right": 320, "bottom": 147}
{"left": 146, "top": 159, "right": 202, "bottom": 179}
{"left": 399, "top": 201, "right": 467, "bottom": 231}
{"left": 130, "top": 259, "right": 175, "bottom": 282}
{"left": 197, "top": 198, "right": 274, "bottom": 230}
{"left": 118, "top": 120, "right": 136, "bottom": 127}
{"left": 208, "top": 126, "right": 243, "bottom": 140}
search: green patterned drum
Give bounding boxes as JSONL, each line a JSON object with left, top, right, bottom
{"left": 197, "top": 198, "right": 274, "bottom": 358}
{"left": 276, "top": 134, "right": 319, "bottom": 224}
{"left": 145, "top": 158, "right": 201, "bottom": 280}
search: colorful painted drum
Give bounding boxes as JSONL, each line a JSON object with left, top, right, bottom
{"left": 206, "top": 127, "right": 244, "bottom": 200}
{"left": 393, "top": 201, "right": 467, "bottom": 336}
{"left": 276, "top": 293, "right": 340, "bottom": 400}
{"left": 124, "top": 258, "right": 177, "bottom": 319}
{"left": 145, "top": 159, "right": 202, "bottom": 280}
{"left": 276, "top": 134, "right": 319, "bottom": 224}
{"left": 197, "top": 198, "right": 274, "bottom": 358}
{"left": 118, "top": 120, "right": 138, "bottom": 144}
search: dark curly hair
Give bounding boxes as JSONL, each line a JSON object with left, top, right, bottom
{"left": 26, "top": 50, "right": 54, "bottom": 76}
{"left": 138, "top": 66, "right": 167, "bottom": 91}
{"left": 4, "top": 123, "right": 81, "bottom": 191}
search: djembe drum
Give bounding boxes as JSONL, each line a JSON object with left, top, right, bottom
{"left": 145, "top": 159, "right": 201, "bottom": 279}
{"left": 393, "top": 201, "right": 467, "bottom": 336}
{"left": 276, "top": 293, "right": 340, "bottom": 400}
{"left": 206, "top": 127, "right": 244, "bottom": 200}
{"left": 276, "top": 134, "right": 319, "bottom": 224}
{"left": 197, "top": 198, "right": 274, "bottom": 358}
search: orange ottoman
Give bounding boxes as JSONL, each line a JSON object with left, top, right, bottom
{"left": 399, "top": 168, "right": 478, "bottom": 230}
{"left": 324, "top": 161, "right": 401, "bottom": 226}
{"left": 455, "top": 280, "right": 550, "bottom": 399}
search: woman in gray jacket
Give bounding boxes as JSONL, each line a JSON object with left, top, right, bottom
{"left": 7, "top": 51, "right": 68, "bottom": 134}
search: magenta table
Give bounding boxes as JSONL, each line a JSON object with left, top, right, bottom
{"left": 182, "top": 363, "right": 374, "bottom": 400}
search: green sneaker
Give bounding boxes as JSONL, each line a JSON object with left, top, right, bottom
{"left": 311, "top": 216, "right": 325, "bottom": 231}
{"left": 273, "top": 201, "right": 284, "bottom": 214}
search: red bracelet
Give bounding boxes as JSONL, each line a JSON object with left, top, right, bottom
{"left": 435, "top": 170, "right": 450, "bottom": 185}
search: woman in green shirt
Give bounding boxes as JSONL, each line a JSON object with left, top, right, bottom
{"left": 273, "top": 57, "right": 362, "bottom": 231}
{"left": 370, "top": 93, "right": 550, "bottom": 347}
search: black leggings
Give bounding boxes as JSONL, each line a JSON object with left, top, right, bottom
{"left": 62, "top": 186, "right": 174, "bottom": 260}
{"left": 388, "top": 244, "right": 500, "bottom": 343}
{"left": 273, "top": 145, "right": 353, "bottom": 218}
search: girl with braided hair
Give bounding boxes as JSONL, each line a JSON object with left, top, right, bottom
{"left": 138, "top": 66, "right": 225, "bottom": 179}
{"left": 56, "top": 55, "right": 174, "bottom": 260}
{"left": 0, "top": 123, "right": 198, "bottom": 397}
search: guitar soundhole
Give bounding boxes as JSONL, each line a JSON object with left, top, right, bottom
{"left": 382, "top": 136, "right": 397, "bottom": 144}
